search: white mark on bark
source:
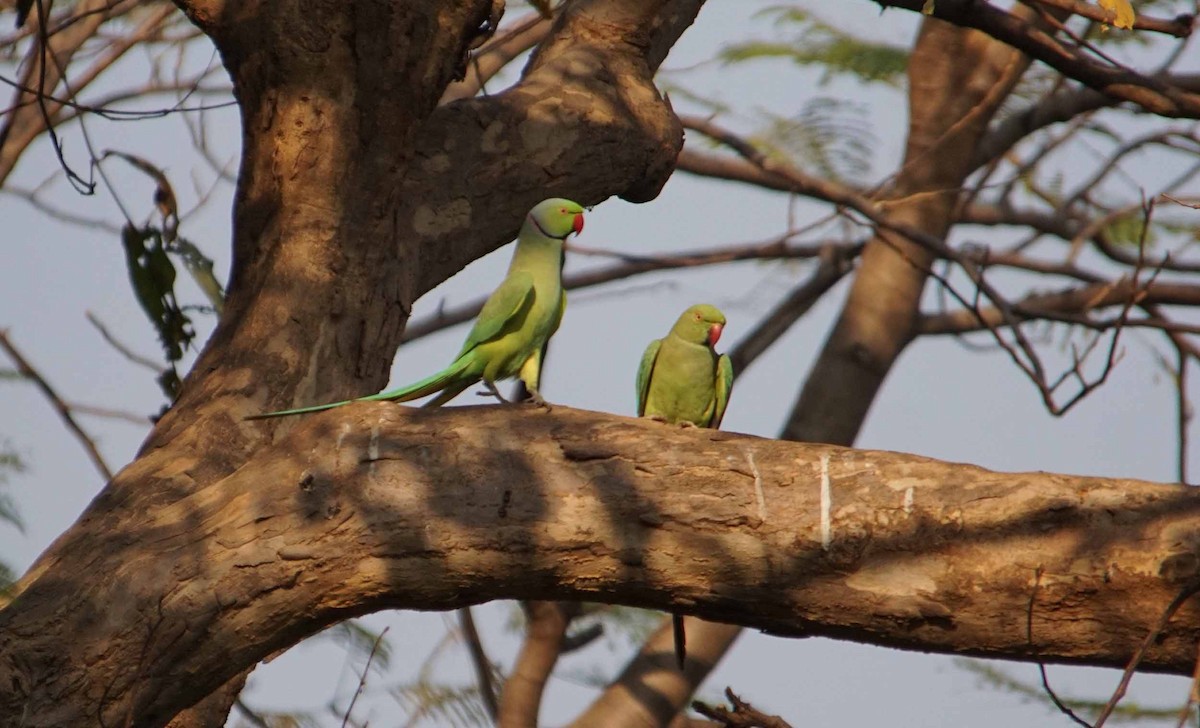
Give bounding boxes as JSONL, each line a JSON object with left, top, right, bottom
{"left": 904, "top": 487, "right": 914, "bottom": 515}
{"left": 368, "top": 425, "right": 380, "bottom": 477}
{"left": 820, "top": 453, "right": 832, "bottom": 551}
{"left": 335, "top": 422, "right": 352, "bottom": 451}
{"left": 745, "top": 449, "right": 766, "bottom": 521}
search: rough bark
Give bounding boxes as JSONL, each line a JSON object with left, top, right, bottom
{"left": 3, "top": 405, "right": 1200, "bottom": 726}
{"left": 2, "top": 1, "right": 700, "bottom": 724}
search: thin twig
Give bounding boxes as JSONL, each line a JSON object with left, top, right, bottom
{"left": 1174, "top": 638, "right": 1200, "bottom": 728}
{"left": 1027, "top": 567, "right": 1094, "bottom": 727}
{"left": 728, "top": 243, "right": 859, "bottom": 375}
{"left": 402, "top": 237, "right": 862, "bottom": 343}
{"left": 340, "top": 625, "right": 389, "bottom": 728}
{"left": 0, "top": 328, "right": 113, "bottom": 481}
{"left": 1094, "top": 587, "right": 1199, "bottom": 727}
{"left": 86, "top": 311, "right": 164, "bottom": 373}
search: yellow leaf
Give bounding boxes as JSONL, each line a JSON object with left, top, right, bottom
{"left": 1097, "top": 0, "right": 1136, "bottom": 30}
{"left": 922, "top": 0, "right": 936, "bottom": 14}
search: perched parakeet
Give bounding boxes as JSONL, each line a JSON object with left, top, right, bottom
{"left": 635, "top": 303, "right": 734, "bottom": 669}
{"left": 248, "top": 198, "right": 585, "bottom": 419}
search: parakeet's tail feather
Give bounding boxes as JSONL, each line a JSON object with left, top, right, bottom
{"left": 672, "top": 613, "right": 687, "bottom": 670}
{"left": 247, "top": 357, "right": 474, "bottom": 420}
{"left": 421, "top": 379, "right": 474, "bottom": 408}
{"left": 358, "top": 356, "right": 474, "bottom": 405}
{"left": 245, "top": 398, "right": 356, "bottom": 420}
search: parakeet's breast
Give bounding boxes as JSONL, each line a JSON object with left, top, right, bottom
{"left": 644, "top": 339, "right": 718, "bottom": 426}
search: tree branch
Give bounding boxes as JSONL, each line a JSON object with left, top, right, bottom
{"left": 403, "top": 237, "right": 859, "bottom": 344}
{"left": 4, "top": 405, "right": 1200, "bottom": 725}
{"left": 917, "top": 279, "right": 1200, "bottom": 335}
{"left": 875, "top": 0, "right": 1200, "bottom": 118}
{"left": 498, "top": 601, "right": 576, "bottom": 728}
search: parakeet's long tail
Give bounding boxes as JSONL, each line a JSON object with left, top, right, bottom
{"left": 246, "top": 357, "right": 475, "bottom": 419}
{"left": 673, "top": 613, "right": 687, "bottom": 670}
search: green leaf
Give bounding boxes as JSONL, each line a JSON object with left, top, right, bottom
{"left": 121, "top": 224, "right": 195, "bottom": 364}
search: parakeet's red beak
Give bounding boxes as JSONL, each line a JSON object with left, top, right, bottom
{"left": 572, "top": 213, "right": 585, "bottom": 235}
{"left": 708, "top": 323, "right": 723, "bottom": 347}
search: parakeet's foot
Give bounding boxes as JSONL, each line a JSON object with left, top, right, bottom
{"left": 524, "top": 387, "right": 552, "bottom": 411}
{"left": 678, "top": 420, "right": 698, "bottom": 429}
{"left": 649, "top": 415, "right": 669, "bottom": 424}
{"left": 479, "top": 380, "right": 511, "bottom": 404}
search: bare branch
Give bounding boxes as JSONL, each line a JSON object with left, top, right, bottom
{"left": 875, "top": 0, "right": 1200, "bottom": 118}
{"left": 0, "top": 328, "right": 113, "bottom": 481}
{"left": 692, "top": 688, "right": 793, "bottom": 728}
{"left": 403, "top": 237, "right": 861, "bottom": 343}
{"left": 457, "top": 608, "right": 498, "bottom": 721}
{"left": 728, "top": 242, "right": 861, "bottom": 375}
{"left": 1020, "top": 0, "right": 1195, "bottom": 36}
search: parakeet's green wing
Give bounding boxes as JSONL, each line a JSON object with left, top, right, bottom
{"left": 455, "top": 271, "right": 535, "bottom": 357}
{"left": 712, "top": 353, "right": 734, "bottom": 429}
{"left": 635, "top": 338, "right": 662, "bottom": 417}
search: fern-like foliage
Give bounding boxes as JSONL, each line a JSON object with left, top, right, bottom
{"left": 753, "top": 96, "right": 876, "bottom": 183}
{"left": 393, "top": 681, "right": 492, "bottom": 728}
{"left": 721, "top": 8, "right": 908, "bottom": 87}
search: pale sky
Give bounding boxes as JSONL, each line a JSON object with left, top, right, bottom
{"left": 1, "top": 1, "right": 1197, "bottom": 726}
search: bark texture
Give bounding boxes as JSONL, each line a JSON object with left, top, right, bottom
{"left": 2, "top": 0, "right": 701, "bottom": 724}
{"left": 3, "top": 405, "right": 1200, "bottom": 726}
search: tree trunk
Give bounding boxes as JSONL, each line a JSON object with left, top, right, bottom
{"left": 0, "top": 0, "right": 698, "bottom": 724}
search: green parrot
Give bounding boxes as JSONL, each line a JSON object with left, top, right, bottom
{"left": 248, "top": 198, "right": 585, "bottom": 419}
{"left": 635, "top": 303, "right": 734, "bottom": 669}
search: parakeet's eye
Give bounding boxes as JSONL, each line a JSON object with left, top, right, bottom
{"left": 694, "top": 312, "right": 702, "bottom": 321}
{"left": 560, "top": 208, "right": 567, "bottom": 214}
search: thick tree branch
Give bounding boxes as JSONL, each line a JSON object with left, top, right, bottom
{"left": 4, "top": 405, "right": 1200, "bottom": 726}
{"left": 571, "top": 615, "right": 741, "bottom": 727}
{"left": 876, "top": 0, "right": 1200, "bottom": 118}
{"left": 402, "top": 0, "right": 700, "bottom": 296}
{"left": 498, "top": 601, "right": 576, "bottom": 728}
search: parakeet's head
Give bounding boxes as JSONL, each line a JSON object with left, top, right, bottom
{"left": 528, "top": 198, "right": 586, "bottom": 239}
{"left": 672, "top": 304, "right": 726, "bottom": 347}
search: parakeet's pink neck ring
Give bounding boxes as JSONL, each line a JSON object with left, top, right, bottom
{"left": 528, "top": 212, "right": 581, "bottom": 240}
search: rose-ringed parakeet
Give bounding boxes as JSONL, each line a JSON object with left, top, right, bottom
{"left": 636, "top": 303, "right": 734, "bottom": 669}
{"left": 248, "top": 198, "right": 585, "bottom": 419}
